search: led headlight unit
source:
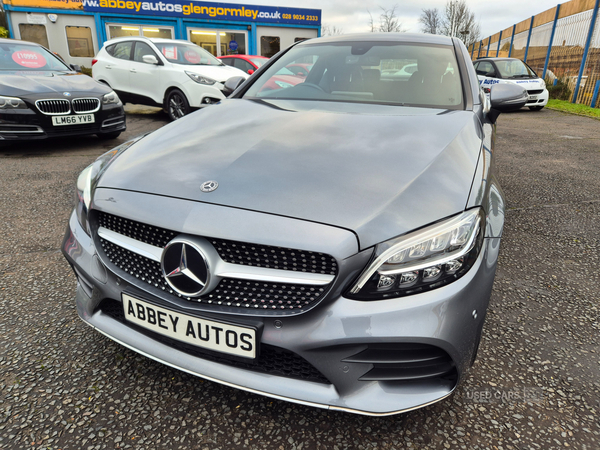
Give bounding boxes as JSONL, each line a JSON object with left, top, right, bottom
{"left": 348, "top": 208, "right": 485, "bottom": 300}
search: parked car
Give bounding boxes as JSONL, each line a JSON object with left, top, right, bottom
{"left": 218, "top": 54, "right": 268, "bottom": 75}
{"left": 474, "top": 57, "right": 549, "bottom": 110}
{"left": 63, "top": 32, "right": 524, "bottom": 416}
{"left": 0, "top": 38, "right": 125, "bottom": 141}
{"left": 92, "top": 37, "right": 248, "bottom": 121}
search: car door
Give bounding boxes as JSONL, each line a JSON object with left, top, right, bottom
{"left": 475, "top": 61, "right": 500, "bottom": 89}
{"left": 129, "top": 41, "right": 163, "bottom": 104}
{"left": 103, "top": 41, "right": 134, "bottom": 94}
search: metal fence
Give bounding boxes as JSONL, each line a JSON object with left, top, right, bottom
{"left": 468, "top": 0, "right": 600, "bottom": 107}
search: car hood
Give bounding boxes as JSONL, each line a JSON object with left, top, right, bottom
{"left": 0, "top": 71, "right": 111, "bottom": 97}
{"left": 182, "top": 64, "right": 248, "bottom": 83}
{"left": 98, "top": 99, "right": 482, "bottom": 250}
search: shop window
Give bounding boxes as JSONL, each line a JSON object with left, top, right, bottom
{"left": 107, "top": 24, "right": 172, "bottom": 40}
{"left": 19, "top": 24, "right": 49, "bottom": 48}
{"left": 294, "top": 37, "right": 310, "bottom": 43}
{"left": 261, "top": 36, "right": 280, "bottom": 58}
{"left": 66, "top": 26, "right": 95, "bottom": 58}
{"left": 189, "top": 30, "right": 220, "bottom": 56}
{"left": 141, "top": 27, "right": 172, "bottom": 39}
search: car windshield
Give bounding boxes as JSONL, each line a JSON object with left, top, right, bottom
{"left": 154, "top": 42, "right": 224, "bottom": 66}
{"left": 0, "top": 42, "right": 71, "bottom": 71}
{"left": 495, "top": 59, "right": 537, "bottom": 79}
{"left": 244, "top": 42, "right": 463, "bottom": 109}
{"left": 250, "top": 58, "right": 267, "bottom": 67}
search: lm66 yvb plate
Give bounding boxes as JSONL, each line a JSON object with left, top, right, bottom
{"left": 52, "top": 114, "right": 95, "bottom": 126}
{"left": 122, "top": 294, "right": 256, "bottom": 358}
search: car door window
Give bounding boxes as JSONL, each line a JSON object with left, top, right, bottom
{"left": 221, "top": 57, "right": 234, "bottom": 66}
{"left": 233, "top": 59, "right": 253, "bottom": 72}
{"left": 109, "top": 41, "right": 133, "bottom": 60}
{"left": 133, "top": 42, "right": 159, "bottom": 63}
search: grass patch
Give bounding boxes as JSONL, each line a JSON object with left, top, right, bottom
{"left": 546, "top": 99, "right": 600, "bottom": 120}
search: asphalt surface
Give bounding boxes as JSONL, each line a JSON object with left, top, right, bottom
{"left": 1, "top": 106, "right": 599, "bottom": 449}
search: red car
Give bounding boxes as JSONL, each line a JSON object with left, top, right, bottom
{"left": 218, "top": 55, "right": 268, "bottom": 75}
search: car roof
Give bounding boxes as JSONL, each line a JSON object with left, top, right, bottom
{"left": 0, "top": 38, "right": 41, "bottom": 46}
{"left": 218, "top": 55, "right": 266, "bottom": 59}
{"left": 103, "top": 36, "right": 195, "bottom": 45}
{"left": 297, "top": 32, "right": 454, "bottom": 46}
{"left": 476, "top": 57, "right": 523, "bottom": 62}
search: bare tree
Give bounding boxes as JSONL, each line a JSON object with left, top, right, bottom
{"left": 321, "top": 24, "right": 344, "bottom": 37}
{"left": 418, "top": 1, "right": 480, "bottom": 46}
{"left": 442, "top": 0, "right": 480, "bottom": 46}
{"left": 419, "top": 8, "right": 441, "bottom": 35}
{"left": 368, "top": 5, "right": 406, "bottom": 33}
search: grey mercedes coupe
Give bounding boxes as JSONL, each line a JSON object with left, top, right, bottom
{"left": 63, "top": 33, "right": 523, "bottom": 416}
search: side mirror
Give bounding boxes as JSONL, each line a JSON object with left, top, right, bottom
{"left": 142, "top": 55, "right": 159, "bottom": 65}
{"left": 247, "top": 69, "right": 254, "bottom": 75}
{"left": 222, "top": 76, "right": 246, "bottom": 96}
{"left": 490, "top": 83, "right": 527, "bottom": 112}
{"left": 485, "top": 83, "right": 527, "bottom": 123}
{"left": 70, "top": 64, "right": 81, "bottom": 72}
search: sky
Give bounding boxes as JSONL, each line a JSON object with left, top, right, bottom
{"left": 254, "top": 0, "right": 563, "bottom": 40}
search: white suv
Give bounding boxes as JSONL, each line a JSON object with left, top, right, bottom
{"left": 92, "top": 37, "right": 248, "bottom": 120}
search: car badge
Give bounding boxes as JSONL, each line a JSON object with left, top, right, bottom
{"left": 161, "top": 240, "right": 210, "bottom": 297}
{"left": 200, "top": 180, "right": 218, "bottom": 193}
{"left": 63, "top": 92, "right": 72, "bottom": 97}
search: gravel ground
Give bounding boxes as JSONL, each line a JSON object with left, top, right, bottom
{"left": 1, "top": 106, "right": 599, "bottom": 449}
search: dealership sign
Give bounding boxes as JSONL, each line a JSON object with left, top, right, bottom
{"left": 83, "top": 0, "right": 321, "bottom": 25}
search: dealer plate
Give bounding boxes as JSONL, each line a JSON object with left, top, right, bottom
{"left": 52, "top": 114, "right": 95, "bottom": 126}
{"left": 122, "top": 294, "right": 256, "bottom": 359}
{"left": 528, "top": 95, "right": 538, "bottom": 100}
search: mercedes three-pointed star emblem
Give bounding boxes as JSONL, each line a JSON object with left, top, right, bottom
{"left": 161, "top": 239, "right": 210, "bottom": 297}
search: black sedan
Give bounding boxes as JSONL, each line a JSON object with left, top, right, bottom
{"left": 0, "top": 38, "right": 125, "bottom": 141}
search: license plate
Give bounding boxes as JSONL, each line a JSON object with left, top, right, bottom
{"left": 52, "top": 114, "right": 95, "bottom": 126}
{"left": 528, "top": 95, "right": 538, "bottom": 100}
{"left": 122, "top": 294, "right": 256, "bottom": 359}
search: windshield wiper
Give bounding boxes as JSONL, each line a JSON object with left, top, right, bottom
{"left": 509, "top": 74, "right": 531, "bottom": 78}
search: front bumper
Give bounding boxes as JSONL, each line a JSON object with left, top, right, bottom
{"left": 62, "top": 200, "right": 501, "bottom": 416}
{"left": 525, "top": 88, "right": 549, "bottom": 107}
{"left": 0, "top": 103, "right": 126, "bottom": 140}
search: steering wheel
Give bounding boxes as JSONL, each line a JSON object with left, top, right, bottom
{"left": 300, "top": 83, "right": 325, "bottom": 92}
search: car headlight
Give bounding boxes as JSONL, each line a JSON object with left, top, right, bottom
{"left": 347, "top": 208, "right": 485, "bottom": 300}
{"left": 185, "top": 71, "right": 216, "bottom": 85}
{"left": 75, "top": 134, "right": 148, "bottom": 235}
{"left": 102, "top": 91, "right": 121, "bottom": 105}
{"left": 0, "top": 95, "right": 28, "bottom": 110}
{"left": 540, "top": 79, "right": 546, "bottom": 89}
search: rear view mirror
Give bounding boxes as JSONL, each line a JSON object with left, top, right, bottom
{"left": 70, "top": 64, "right": 81, "bottom": 72}
{"left": 223, "top": 76, "right": 246, "bottom": 96}
{"left": 248, "top": 69, "right": 254, "bottom": 75}
{"left": 142, "top": 55, "right": 159, "bottom": 65}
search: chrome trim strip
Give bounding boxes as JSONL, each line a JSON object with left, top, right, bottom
{"left": 35, "top": 99, "right": 71, "bottom": 115}
{"left": 97, "top": 227, "right": 335, "bottom": 286}
{"left": 98, "top": 227, "right": 163, "bottom": 262}
{"left": 87, "top": 318, "right": 452, "bottom": 417}
{"left": 215, "top": 265, "right": 334, "bottom": 285}
{"left": 101, "top": 118, "right": 125, "bottom": 128}
{"left": 72, "top": 97, "right": 101, "bottom": 113}
{"left": 0, "top": 125, "right": 44, "bottom": 134}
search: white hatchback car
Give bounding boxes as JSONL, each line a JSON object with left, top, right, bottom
{"left": 474, "top": 57, "right": 549, "bottom": 111}
{"left": 92, "top": 37, "right": 248, "bottom": 120}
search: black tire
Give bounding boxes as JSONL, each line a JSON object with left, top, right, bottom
{"left": 165, "top": 89, "right": 191, "bottom": 121}
{"left": 529, "top": 106, "right": 544, "bottom": 111}
{"left": 97, "top": 131, "right": 121, "bottom": 140}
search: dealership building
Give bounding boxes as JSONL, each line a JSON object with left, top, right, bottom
{"left": 2, "top": 0, "right": 321, "bottom": 67}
